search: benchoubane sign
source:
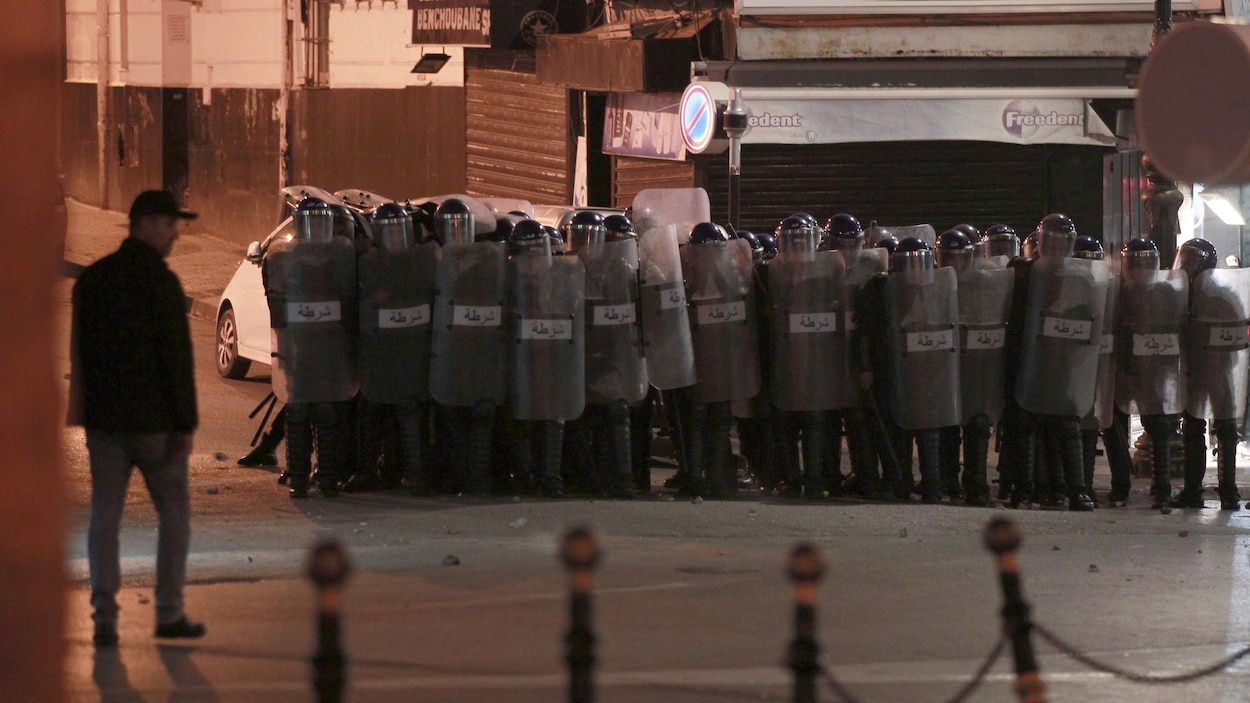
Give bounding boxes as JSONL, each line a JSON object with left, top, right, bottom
{"left": 410, "top": 0, "right": 491, "bottom": 47}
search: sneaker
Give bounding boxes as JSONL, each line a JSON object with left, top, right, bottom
{"left": 154, "top": 616, "right": 206, "bottom": 640}
{"left": 93, "top": 622, "right": 118, "bottom": 648}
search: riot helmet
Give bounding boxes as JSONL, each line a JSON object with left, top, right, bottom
{"left": 435, "top": 198, "right": 475, "bottom": 245}
{"left": 330, "top": 204, "right": 357, "bottom": 241}
{"left": 1071, "top": 235, "right": 1105, "bottom": 260}
{"left": 1121, "top": 236, "right": 1160, "bottom": 273}
{"left": 509, "top": 218, "right": 552, "bottom": 257}
{"left": 874, "top": 235, "right": 899, "bottom": 255}
{"left": 687, "top": 222, "right": 730, "bottom": 245}
{"left": 603, "top": 214, "right": 636, "bottom": 241}
{"left": 566, "top": 210, "right": 607, "bottom": 253}
{"left": 293, "top": 197, "right": 334, "bottom": 243}
{"left": 1022, "top": 228, "right": 1040, "bottom": 259}
{"left": 825, "top": 212, "right": 865, "bottom": 252}
{"left": 492, "top": 214, "right": 520, "bottom": 243}
{"left": 934, "top": 229, "right": 974, "bottom": 270}
{"left": 1037, "top": 213, "right": 1078, "bottom": 258}
{"left": 953, "top": 223, "right": 985, "bottom": 257}
{"left": 737, "top": 230, "right": 764, "bottom": 264}
{"left": 984, "top": 224, "right": 1021, "bottom": 259}
{"left": 1173, "top": 237, "right": 1218, "bottom": 279}
{"left": 544, "top": 225, "right": 566, "bottom": 253}
{"left": 776, "top": 214, "right": 820, "bottom": 255}
{"left": 371, "top": 202, "right": 415, "bottom": 252}
{"left": 890, "top": 236, "right": 934, "bottom": 274}
{"left": 756, "top": 232, "right": 779, "bottom": 261}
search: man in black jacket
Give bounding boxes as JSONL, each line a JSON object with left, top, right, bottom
{"left": 70, "top": 190, "right": 206, "bottom": 647}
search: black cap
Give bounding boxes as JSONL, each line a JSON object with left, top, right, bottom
{"left": 129, "top": 190, "right": 197, "bottom": 221}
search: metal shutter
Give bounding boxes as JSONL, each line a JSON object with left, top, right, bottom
{"left": 612, "top": 155, "right": 695, "bottom": 209}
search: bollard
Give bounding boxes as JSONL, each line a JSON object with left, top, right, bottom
{"left": 561, "top": 527, "right": 601, "bottom": 703}
{"left": 786, "top": 543, "right": 825, "bottom": 703}
{"left": 307, "top": 541, "right": 352, "bottom": 703}
{"left": 984, "top": 518, "right": 1046, "bottom": 703}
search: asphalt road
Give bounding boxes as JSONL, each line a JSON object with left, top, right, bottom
{"left": 56, "top": 257, "right": 1250, "bottom": 703}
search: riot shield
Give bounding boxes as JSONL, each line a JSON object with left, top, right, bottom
{"left": 841, "top": 248, "right": 889, "bottom": 402}
{"left": 885, "top": 266, "right": 961, "bottom": 430}
{"left": 425, "top": 194, "right": 498, "bottom": 237}
{"left": 768, "top": 250, "right": 848, "bottom": 412}
{"left": 1092, "top": 278, "right": 1118, "bottom": 429}
{"left": 956, "top": 265, "right": 1014, "bottom": 424}
{"left": 976, "top": 255, "right": 1011, "bottom": 271}
{"left": 633, "top": 188, "right": 708, "bottom": 389}
{"left": 578, "top": 238, "right": 648, "bottom": 405}
{"left": 429, "top": 241, "right": 509, "bottom": 407}
{"left": 1114, "top": 269, "right": 1188, "bottom": 417}
{"left": 510, "top": 255, "right": 586, "bottom": 421}
{"left": 682, "top": 238, "right": 762, "bottom": 404}
{"left": 1187, "top": 267, "right": 1250, "bottom": 420}
{"left": 1014, "top": 257, "right": 1110, "bottom": 417}
{"left": 357, "top": 242, "right": 439, "bottom": 404}
{"left": 265, "top": 236, "right": 359, "bottom": 403}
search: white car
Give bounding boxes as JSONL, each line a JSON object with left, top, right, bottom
{"left": 213, "top": 189, "right": 619, "bottom": 378}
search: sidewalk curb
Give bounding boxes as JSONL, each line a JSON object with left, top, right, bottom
{"left": 61, "top": 259, "right": 220, "bottom": 323}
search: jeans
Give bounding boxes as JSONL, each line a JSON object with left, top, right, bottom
{"left": 86, "top": 430, "right": 190, "bottom": 627}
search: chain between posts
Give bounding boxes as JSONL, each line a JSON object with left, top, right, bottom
{"left": 1034, "top": 625, "right": 1250, "bottom": 685}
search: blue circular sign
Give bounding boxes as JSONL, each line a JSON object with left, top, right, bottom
{"left": 680, "top": 84, "right": 715, "bottom": 154}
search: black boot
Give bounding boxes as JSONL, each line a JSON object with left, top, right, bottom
{"left": 238, "top": 433, "right": 280, "bottom": 467}
{"left": 916, "top": 430, "right": 943, "bottom": 504}
{"left": 962, "top": 416, "right": 991, "bottom": 507}
{"left": 1173, "top": 415, "right": 1208, "bottom": 509}
{"left": 1215, "top": 420, "right": 1242, "bottom": 510}
{"left": 1144, "top": 417, "right": 1177, "bottom": 509}
{"left": 1052, "top": 417, "right": 1095, "bottom": 511}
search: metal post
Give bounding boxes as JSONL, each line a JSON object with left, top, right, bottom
{"left": 984, "top": 518, "right": 1046, "bottom": 703}
{"left": 724, "top": 89, "right": 748, "bottom": 231}
{"left": 786, "top": 543, "right": 825, "bottom": 703}
{"left": 1142, "top": 0, "right": 1181, "bottom": 267}
{"left": 308, "top": 541, "right": 352, "bottom": 703}
{"left": 562, "top": 527, "right": 600, "bottom": 703}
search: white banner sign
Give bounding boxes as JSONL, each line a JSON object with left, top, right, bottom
{"left": 593, "top": 303, "right": 636, "bottom": 326}
{"left": 288, "top": 301, "right": 341, "bottom": 324}
{"left": 738, "top": 98, "right": 1111, "bottom": 147}
{"left": 519, "top": 319, "right": 573, "bottom": 340}
{"left": 452, "top": 305, "right": 502, "bottom": 327}
{"left": 789, "top": 313, "right": 837, "bottom": 334}
{"left": 379, "top": 304, "right": 430, "bottom": 329}
{"left": 905, "top": 328, "right": 954, "bottom": 353}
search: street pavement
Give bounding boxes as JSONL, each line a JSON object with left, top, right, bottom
{"left": 58, "top": 199, "right": 1250, "bottom": 702}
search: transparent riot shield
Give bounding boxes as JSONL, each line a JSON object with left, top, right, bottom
{"left": 578, "top": 238, "right": 648, "bottom": 405}
{"left": 842, "top": 248, "right": 889, "bottom": 402}
{"left": 510, "top": 255, "right": 585, "bottom": 421}
{"left": 429, "top": 241, "right": 509, "bottom": 407}
{"left": 265, "top": 236, "right": 360, "bottom": 404}
{"left": 956, "top": 265, "right": 1014, "bottom": 425}
{"left": 1014, "top": 257, "right": 1110, "bottom": 418}
{"left": 887, "top": 224, "right": 936, "bottom": 247}
{"left": 633, "top": 188, "right": 708, "bottom": 390}
{"left": 357, "top": 242, "right": 439, "bottom": 404}
{"left": 976, "top": 255, "right": 1011, "bottom": 271}
{"left": 1187, "top": 267, "right": 1250, "bottom": 420}
{"left": 1093, "top": 278, "right": 1118, "bottom": 429}
{"left": 682, "top": 238, "right": 762, "bottom": 404}
{"left": 1114, "top": 269, "right": 1188, "bottom": 417}
{"left": 885, "top": 266, "right": 961, "bottom": 430}
{"left": 768, "top": 250, "right": 848, "bottom": 412}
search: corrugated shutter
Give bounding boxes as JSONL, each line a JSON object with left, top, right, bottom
{"left": 699, "top": 141, "right": 1053, "bottom": 235}
{"left": 612, "top": 156, "right": 695, "bottom": 209}
{"left": 465, "top": 66, "right": 571, "bottom": 204}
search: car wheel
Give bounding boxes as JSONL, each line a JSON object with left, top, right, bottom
{"left": 216, "top": 307, "right": 251, "bottom": 379}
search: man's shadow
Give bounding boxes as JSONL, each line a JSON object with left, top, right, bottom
{"left": 91, "top": 649, "right": 144, "bottom": 703}
{"left": 158, "top": 645, "right": 221, "bottom": 703}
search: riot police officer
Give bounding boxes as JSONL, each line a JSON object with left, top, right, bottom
{"left": 768, "top": 214, "right": 849, "bottom": 497}
{"left": 858, "top": 237, "right": 961, "bottom": 502}
{"left": 936, "top": 228, "right": 1013, "bottom": 506}
{"left": 429, "top": 198, "right": 509, "bottom": 494}
{"left": 1073, "top": 235, "right": 1133, "bottom": 505}
{"left": 571, "top": 212, "right": 646, "bottom": 498}
{"left": 506, "top": 219, "right": 586, "bottom": 497}
{"left": 352, "top": 202, "right": 439, "bottom": 494}
{"left": 1115, "top": 237, "right": 1188, "bottom": 509}
{"left": 680, "top": 222, "right": 762, "bottom": 497}
{"left": 1009, "top": 214, "right": 1107, "bottom": 511}
{"left": 264, "top": 197, "right": 359, "bottom": 498}
{"left": 1177, "top": 238, "right": 1249, "bottom": 509}
{"left": 827, "top": 213, "right": 888, "bottom": 497}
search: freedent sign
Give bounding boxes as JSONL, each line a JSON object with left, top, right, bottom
{"left": 733, "top": 97, "right": 1106, "bottom": 146}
